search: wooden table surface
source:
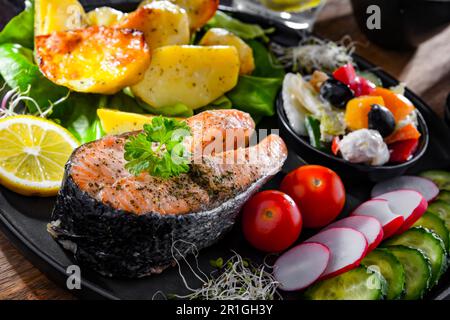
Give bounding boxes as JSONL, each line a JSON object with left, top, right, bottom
{"left": 0, "top": 0, "right": 449, "bottom": 300}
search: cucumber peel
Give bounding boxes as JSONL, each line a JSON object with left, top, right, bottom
{"left": 386, "top": 246, "right": 431, "bottom": 300}
{"left": 362, "top": 248, "right": 405, "bottom": 300}
{"left": 383, "top": 227, "right": 447, "bottom": 286}
{"left": 304, "top": 266, "right": 386, "bottom": 300}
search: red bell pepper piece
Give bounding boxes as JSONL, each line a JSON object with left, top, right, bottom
{"left": 333, "top": 64, "right": 375, "bottom": 97}
{"left": 389, "top": 139, "right": 419, "bottom": 163}
{"left": 350, "top": 76, "right": 376, "bottom": 96}
{"left": 333, "top": 63, "right": 357, "bottom": 86}
{"left": 331, "top": 136, "right": 340, "bottom": 155}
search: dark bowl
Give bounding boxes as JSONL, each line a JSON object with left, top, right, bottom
{"left": 277, "top": 90, "right": 429, "bottom": 183}
{"left": 350, "top": 0, "right": 450, "bottom": 50}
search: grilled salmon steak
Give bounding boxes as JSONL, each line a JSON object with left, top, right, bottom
{"left": 49, "top": 110, "right": 287, "bottom": 277}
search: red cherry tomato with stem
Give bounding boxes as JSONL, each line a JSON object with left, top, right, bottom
{"left": 242, "top": 190, "right": 303, "bottom": 253}
{"left": 280, "top": 165, "right": 346, "bottom": 229}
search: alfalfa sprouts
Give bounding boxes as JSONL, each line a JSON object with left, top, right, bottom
{"left": 167, "top": 240, "right": 281, "bottom": 300}
{"left": 271, "top": 35, "right": 357, "bottom": 74}
{"left": 0, "top": 84, "right": 70, "bottom": 119}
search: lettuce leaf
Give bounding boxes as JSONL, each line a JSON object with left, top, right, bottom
{"left": 0, "top": 43, "right": 69, "bottom": 113}
{"left": 227, "top": 76, "right": 282, "bottom": 117}
{"left": 49, "top": 93, "right": 104, "bottom": 144}
{"left": 246, "top": 39, "right": 285, "bottom": 79}
{"left": 206, "top": 11, "right": 273, "bottom": 41}
{"left": 196, "top": 95, "right": 233, "bottom": 113}
{"left": 0, "top": 0, "right": 34, "bottom": 49}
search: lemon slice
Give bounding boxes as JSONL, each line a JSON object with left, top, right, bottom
{"left": 0, "top": 116, "right": 79, "bottom": 196}
{"left": 97, "top": 108, "right": 156, "bottom": 135}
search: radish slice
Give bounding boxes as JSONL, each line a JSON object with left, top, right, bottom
{"left": 274, "top": 242, "right": 330, "bottom": 291}
{"left": 351, "top": 199, "right": 404, "bottom": 239}
{"left": 371, "top": 176, "right": 439, "bottom": 202}
{"left": 324, "top": 216, "right": 384, "bottom": 252}
{"left": 374, "top": 189, "right": 428, "bottom": 234}
{"left": 305, "top": 227, "right": 368, "bottom": 279}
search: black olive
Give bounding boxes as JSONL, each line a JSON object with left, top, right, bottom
{"left": 368, "top": 104, "right": 396, "bottom": 137}
{"left": 320, "top": 79, "right": 354, "bottom": 109}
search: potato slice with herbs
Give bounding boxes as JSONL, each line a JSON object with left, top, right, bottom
{"left": 131, "top": 45, "right": 240, "bottom": 110}
{"left": 139, "top": 0, "right": 219, "bottom": 31}
{"left": 200, "top": 28, "right": 255, "bottom": 75}
{"left": 35, "top": 0, "right": 89, "bottom": 35}
{"left": 87, "top": 7, "right": 126, "bottom": 27}
{"left": 117, "top": 1, "right": 189, "bottom": 50}
{"left": 36, "top": 26, "right": 151, "bottom": 94}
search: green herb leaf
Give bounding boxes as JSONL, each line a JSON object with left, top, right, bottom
{"left": 124, "top": 116, "right": 191, "bottom": 179}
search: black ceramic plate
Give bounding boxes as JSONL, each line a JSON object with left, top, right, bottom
{"left": 1, "top": 1, "right": 450, "bottom": 300}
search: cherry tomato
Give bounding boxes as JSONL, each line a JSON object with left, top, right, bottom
{"left": 280, "top": 165, "right": 346, "bottom": 229}
{"left": 242, "top": 190, "right": 302, "bottom": 253}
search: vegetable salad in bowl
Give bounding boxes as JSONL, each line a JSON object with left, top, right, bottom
{"left": 281, "top": 54, "right": 424, "bottom": 167}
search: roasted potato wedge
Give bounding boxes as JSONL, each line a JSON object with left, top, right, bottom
{"left": 200, "top": 28, "right": 255, "bottom": 75}
{"left": 139, "top": 0, "right": 219, "bottom": 30}
{"left": 35, "top": 0, "right": 89, "bottom": 35}
{"left": 131, "top": 45, "right": 240, "bottom": 110}
{"left": 36, "top": 27, "right": 151, "bottom": 94}
{"left": 87, "top": 7, "right": 126, "bottom": 27}
{"left": 97, "top": 109, "right": 157, "bottom": 135}
{"left": 117, "top": 1, "right": 189, "bottom": 50}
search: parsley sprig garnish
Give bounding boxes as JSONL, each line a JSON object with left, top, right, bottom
{"left": 124, "top": 116, "right": 191, "bottom": 179}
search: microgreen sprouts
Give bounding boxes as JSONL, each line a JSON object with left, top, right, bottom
{"left": 271, "top": 35, "right": 357, "bottom": 74}
{"left": 0, "top": 85, "right": 70, "bottom": 119}
{"left": 167, "top": 240, "right": 281, "bottom": 300}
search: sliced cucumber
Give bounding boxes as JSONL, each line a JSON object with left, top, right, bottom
{"left": 362, "top": 248, "right": 405, "bottom": 300}
{"left": 387, "top": 246, "right": 431, "bottom": 300}
{"left": 303, "top": 266, "right": 386, "bottom": 300}
{"left": 436, "top": 191, "right": 450, "bottom": 204}
{"left": 428, "top": 201, "right": 450, "bottom": 232}
{"left": 413, "top": 211, "right": 450, "bottom": 253}
{"left": 383, "top": 228, "right": 447, "bottom": 286}
{"left": 420, "top": 170, "right": 450, "bottom": 191}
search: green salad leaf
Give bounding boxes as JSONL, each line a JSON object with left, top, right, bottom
{"left": 246, "top": 40, "right": 285, "bottom": 79}
{"left": 0, "top": 43, "right": 69, "bottom": 113}
{"left": 107, "top": 91, "right": 147, "bottom": 114}
{"left": 139, "top": 102, "right": 194, "bottom": 118}
{"left": 196, "top": 95, "right": 233, "bottom": 113}
{"left": 0, "top": 0, "right": 34, "bottom": 48}
{"left": 49, "top": 93, "right": 104, "bottom": 144}
{"left": 227, "top": 76, "right": 282, "bottom": 118}
{"left": 206, "top": 11, "right": 273, "bottom": 41}
{"left": 124, "top": 116, "right": 191, "bottom": 178}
